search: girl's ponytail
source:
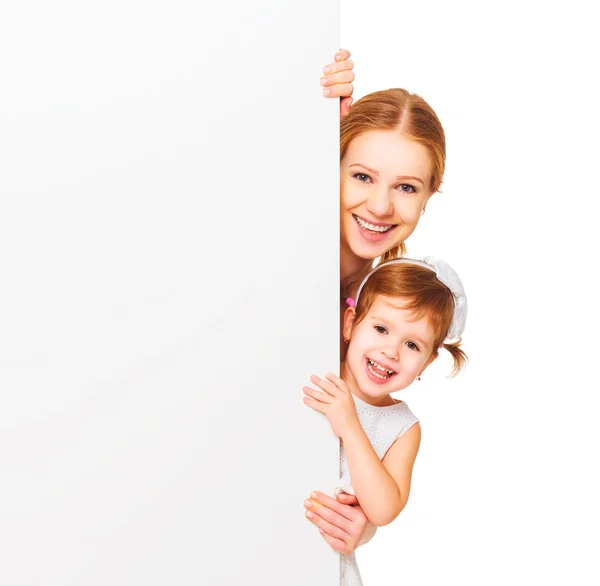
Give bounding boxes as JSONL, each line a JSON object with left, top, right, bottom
{"left": 442, "top": 340, "right": 468, "bottom": 377}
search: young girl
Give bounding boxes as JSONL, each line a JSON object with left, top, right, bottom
{"left": 303, "top": 257, "right": 468, "bottom": 585}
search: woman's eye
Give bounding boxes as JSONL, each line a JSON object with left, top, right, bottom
{"left": 406, "top": 341, "right": 420, "bottom": 351}
{"left": 397, "top": 184, "right": 416, "bottom": 194}
{"left": 374, "top": 325, "right": 388, "bottom": 334}
{"left": 354, "top": 173, "right": 372, "bottom": 183}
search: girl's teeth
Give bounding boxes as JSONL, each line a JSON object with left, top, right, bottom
{"left": 368, "top": 359, "right": 394, "bottom": 378}
{"left": 355, "top": 216, "right": 393, "bottom": 233}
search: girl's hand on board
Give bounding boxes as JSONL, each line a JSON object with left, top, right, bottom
{"left": 321, "top": 49, "right": 354, "bottom": 118}
{"left": 304, "top": 490, "right": 376, "bottom": 554}
{"left": 303, "top": 372, "right": 360, "bottom": 439}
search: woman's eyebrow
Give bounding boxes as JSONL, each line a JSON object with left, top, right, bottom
{"left": 396, "top": 175, "right": 424, "bottom": 185}
{"left": 349, "top": 163, "right": 379, "bottom": 176}
{"left": 349, "top": 164, "right": 424, "bottom": 185}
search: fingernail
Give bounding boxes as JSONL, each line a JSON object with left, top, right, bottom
{"left": 319, "top": 528, "right": 325, "bottom": 534}
{"left": 320, "top": 77, "right": 328, "bottom": 86}
{"left": 305, "top": 510, "right": 314, "bottom": 519}
{"left": 323, "top": 88, "right": 331, "bottom": 96}
{"left": 310, "top": 491, "right": 318, "bottom": 498}
{"left": 335, "top": 54, "right": 342, "bottom": 61}
{"left": 348, "top": 98, "right": 353, "bottom": 107}
{"left": 304, "top": 499, "right": 313, "bottom": 507}
{"left": 323, "top": 66, "right": 331, "bottom": 73}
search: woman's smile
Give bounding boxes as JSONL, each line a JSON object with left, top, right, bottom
{"left": 353, "top": 214, "right": 397, "bottom": 240}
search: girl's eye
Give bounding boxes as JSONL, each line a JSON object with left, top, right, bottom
{"left": 354, "top": 173, "right": 372, "bottom": 183}
{"left": 374, "top": 325, "right": 388, "bottom": 334}
{"left": 397, "top": 184, "right": 416, "bottom": 194}
{"left": 405, "top": 341, "right": 420, "bottom": 351}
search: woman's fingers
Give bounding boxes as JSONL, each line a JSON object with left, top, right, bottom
{"left": 322, "top": 82, "right": 354, "bottom": 99}
{"left": 335, "top": 48, "right": 351, "bottom": 62}
{"left": 308, "top": 491, "right": 358, "bottom": 523}
{"left": 322, "top": 50, "right": 352, "bottom": 74}
{"left": 323, "top": 57, "right": 354, "bottom": 75}
{"left": 319, "top": 529, "right": 351, "bottom": 554}
{"left": 337, "top": 492, "right": 360, "bottom": 506}
{"left": 305, "top": 491, "right": 368, "bottom": 555}
{"left": 320, "top": 67, "right": 355, "bottom": 88}
{"left": 340, "top": 97, "right": 353, "bottom": 118}
{"left": 304, "top": 502, "right": 350, "bottom": 541}
{"left": 321, "top": 49, "right": 354, "bottom": 100}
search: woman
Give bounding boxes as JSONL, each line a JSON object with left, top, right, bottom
{"left": 304, "top": 49, "right": 447, "bottom": 557}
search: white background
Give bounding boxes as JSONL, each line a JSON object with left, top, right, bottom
{"left": 342, "top": 1, "right": 600, "bottom": 584}
{"left": 0, "top": 1, "right": 340, "bottom": 585}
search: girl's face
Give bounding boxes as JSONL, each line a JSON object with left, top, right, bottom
{"left": 343, "top": 295, "right": 437, "bottom": 400}
{"left": 340, "top": 130, "right": 433, "bottom": 261}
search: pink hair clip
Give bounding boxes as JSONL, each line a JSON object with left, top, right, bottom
{"left": 345, "top": 298, "right": 355, "bottom": 307}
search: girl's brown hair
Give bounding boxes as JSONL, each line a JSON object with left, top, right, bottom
{"left": 353, "top": 262, "right": 467, "bottom": 376}
{"left": 340, "top": 89, "right": 446, "bottom": 261}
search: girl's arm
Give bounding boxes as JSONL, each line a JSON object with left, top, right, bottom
{"left": 343, "top": 422, "right": 421, "bottom": 527}
{"left": 303, "top": 372, "right": 421, "bottom": 528}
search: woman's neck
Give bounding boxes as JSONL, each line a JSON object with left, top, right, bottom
{"left": 340, "top": 242, "right": 373, "bottom": 298}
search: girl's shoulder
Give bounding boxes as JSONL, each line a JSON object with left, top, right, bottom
{"left": 390, "top": 400, "right": 419, "bottom": 438}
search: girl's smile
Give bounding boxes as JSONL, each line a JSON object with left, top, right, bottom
{"left": 365, "top": 357, "right": 397, "bottom": 384}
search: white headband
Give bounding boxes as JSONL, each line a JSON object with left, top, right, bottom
{"left": 351, "top": 257, "right": 468, "bottom": 342}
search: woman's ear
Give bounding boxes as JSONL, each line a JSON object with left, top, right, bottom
{"left": 422, "top": 192, "right": 434, "bottom": 215}
{"left": 343, "top": 307, "right": 356, "bottom": 342}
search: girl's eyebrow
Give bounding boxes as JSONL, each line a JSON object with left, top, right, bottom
{"left": 370, "top": 315, "right": 388, "bottom": 323}
{"left": 370, "top": 315, "right": 431, "bottom": 348}
{"left": 348, "top": 163, "right": 424, "bottom": 185}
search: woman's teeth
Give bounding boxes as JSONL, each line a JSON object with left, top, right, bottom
{"left": 355, "top": 215, "right": 393, "bottom": 233}
{"left": 367, "top": 359, "right": 395, "bottom": 379}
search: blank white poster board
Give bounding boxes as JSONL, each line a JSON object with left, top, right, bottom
{"left": 0, "top": 2, "right": 340, "bottom": 584}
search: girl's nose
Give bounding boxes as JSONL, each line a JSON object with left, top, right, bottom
{"left": 382, "top": 345, "right": 400, "bottom": 362}
{"left": 366, "top": 186, "right": 394, "bottom": 217}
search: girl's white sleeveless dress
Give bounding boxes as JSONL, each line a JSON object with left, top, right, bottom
{"left": 336, "top": 394, "right": 419, "bottom": 586}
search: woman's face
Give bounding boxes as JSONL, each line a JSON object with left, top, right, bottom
{"left": 340, "top": 130, "right": 433, "bottom": 261}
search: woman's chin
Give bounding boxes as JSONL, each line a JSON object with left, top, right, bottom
{"left": 347, "top": 238, "right": 396, "bottom": 262}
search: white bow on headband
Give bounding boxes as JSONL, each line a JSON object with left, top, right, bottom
{"left": 351, "top": 256, "right": 468, "bottom": 342}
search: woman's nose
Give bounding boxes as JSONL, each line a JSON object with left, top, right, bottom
{"left": 365, "top": 186, "right": 394, "bottom": 217}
